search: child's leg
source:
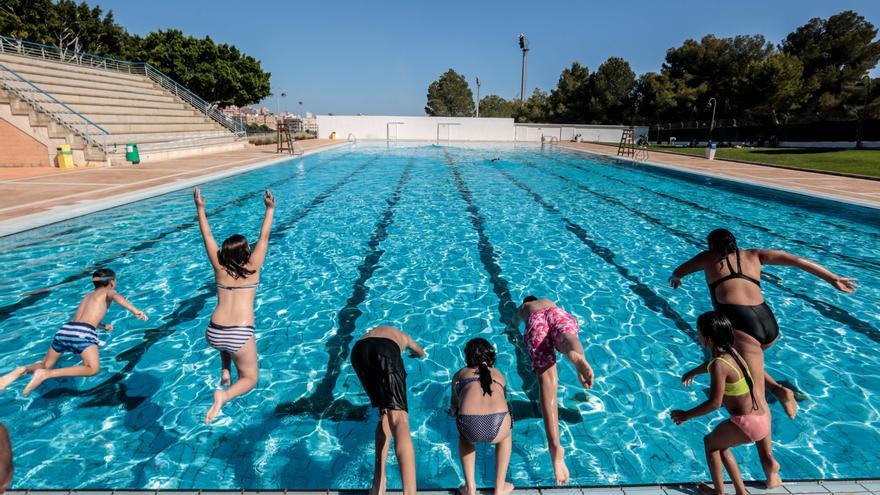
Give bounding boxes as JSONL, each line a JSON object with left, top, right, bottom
{"left": 23, "top": 347, "right": 97, "bottom": 397}
{"left": 537, "top": 364, "right": 569, "bottom": 485}
{"left": 220, "top": 351, "right": 232, "bottom": 387}
{"left": 755, "top": 431, "right": 781, "bottom": 488}
{"left": 555, "top": 333, "right": 594, "bottom": 389}
{"left": 2, "top": 347, "right": 63, "bottom": 390}
{"left": 701, "top": 420, "right": 751, "bottom": 495}
{"left": 458, "top": 435, "right": 476, "bottom": 495}
{"left": 206, "top": 338, "right": 258, "bottom": 424}
{"left": 371, "top": 412, "right": 392, "bottom": 495}
{"left": 493, "top": 423, "right": 513, "bottom": 495}
{"left": 763, "top": 369, "right": 797, "bottom": 419}
{"left": 386, "top": 409, "right": 416, "bottom": 495}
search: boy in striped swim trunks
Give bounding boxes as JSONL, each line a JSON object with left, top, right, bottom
{"left": 0, "top": 268, "right": 148, "bottom": 396}
{"left": 512, "top": 296, "right": 595, "bottom": 486}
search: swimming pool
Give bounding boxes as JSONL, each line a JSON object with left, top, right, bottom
{"left": 0, "top": 142, "right": 878, "bottom": 489}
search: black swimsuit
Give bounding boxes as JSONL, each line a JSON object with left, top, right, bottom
{"left": 708, "top": 250, "right": 780, "bottom": 346}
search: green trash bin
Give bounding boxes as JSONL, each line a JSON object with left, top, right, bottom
{"left": 125, "top": 143, "right": 140, "bottom": 164}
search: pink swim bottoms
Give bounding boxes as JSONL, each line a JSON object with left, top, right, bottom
{"left": 730, "top": 413, "right": 771, "bottom": 442}
{"left": 524, "top": 307, "right": 579, "bottom": 373}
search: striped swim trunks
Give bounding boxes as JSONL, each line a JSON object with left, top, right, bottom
{"left": 205, "top": 321, "right": 254, "bottom": 354}
{"left": 51, "top": 322, "right": 100, "bottom": 354}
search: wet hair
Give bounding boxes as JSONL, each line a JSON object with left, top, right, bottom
{"left": 218, "top": 234, "right": 255, "bottom": 279}
{"left": 522, "top": 295, "right": 538, "bottom": 304}
{"left": 706, "top": 228, "right": 738, "bottom": 255}
{"left": 0, "top": 423, "right": 11, "bottom": 492}
{"left": 464, "top": 338, "right": 497, "bottom": 396}
{"left": 696, "top": 311, "right": 758, "bottom": 410}
{"left": 92, "top": 268, "right": 116, "bottom": 288}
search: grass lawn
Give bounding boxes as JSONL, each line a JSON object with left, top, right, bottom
{"left": 647, "top": 145, "right": 880, "bottom": 178}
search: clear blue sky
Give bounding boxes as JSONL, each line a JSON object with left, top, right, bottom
{"left": 88, "top": 0, "right": 880, "bottom": 116}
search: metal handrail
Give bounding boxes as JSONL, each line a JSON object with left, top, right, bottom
{"left": 0, "top": 62, "right": 112, "bottom": 152}
{"left": 0, "top": 35, "right": 245, "bottom": 136}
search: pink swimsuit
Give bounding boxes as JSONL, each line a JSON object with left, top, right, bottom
{"left": 524, "top": 307, "right": 580, "bottom": 372}
{"left": 730, "top": 413, "right": 771, "bottom": 442}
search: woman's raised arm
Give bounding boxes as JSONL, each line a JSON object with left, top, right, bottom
{"left": 249, "top": 190, "right": 276, "bottom": 269}
{"left": 756, "top": 249, "right": 857, "bottom": 293}
{"left": 194, "top": 188, "right": 221, "bottom": 270}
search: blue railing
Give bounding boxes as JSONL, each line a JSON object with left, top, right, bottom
{"left": 0, "top": 35, "right": 245, "bottom": 136}
{"left": 0, "top": 62, "right": 113, "bottom": 152}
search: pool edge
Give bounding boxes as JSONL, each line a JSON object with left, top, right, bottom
{"left": 560, "top": 145, "right": 880, "bottom": 211}
{"left": 0, "top": 142, "right": 352, "bottom": 239}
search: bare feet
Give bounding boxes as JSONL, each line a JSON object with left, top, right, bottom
{"left": 775, "top": 386, "right": 798, "bottom": 419}
{"left": 23, "top": 369, "right": 49, "bottom": 396}
{"left": 698, "top": 482, "right": 720, "bottom": 495}
{"left": 550, "top": 446, "right": 570, "bottom": 485}
{"left": 0, "top": 366, "right": 26, "bottom": 391}
{"left": 220, "top": 369, "right": 231, "bottom": 387}
{"left": 205, "top": 389, "right": 227, "bottom": 424}
{"left": 572, "top": 355, "right": 594, "bottom": 389}
{"left": 765, "top": 459, "right": 782, "bottom": 488}
{"left": 495, "top": 481, "right": 514, "bottom": 495}
{"left": 458, "top": 484, "right": 476, "bottom": 495}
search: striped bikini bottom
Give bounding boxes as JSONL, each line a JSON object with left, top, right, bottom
{"left": 205, "top": 321, "right": 254, "bottom": 354}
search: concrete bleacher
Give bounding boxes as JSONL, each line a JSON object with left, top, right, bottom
{"left": 0, "top": 48, "right": 247, "bottom": 167}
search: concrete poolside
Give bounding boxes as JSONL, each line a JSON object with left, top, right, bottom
{"left": 1, "top": 138, "right": 879, "bottom": 237}
{"left": 4, "top": 480, "right": 880, "bottom": 495}
{"left": 0, "top": 139, "right": 346, "bottom": 236}
{"left": 560, "top": 142, "right": 880, "bottom": 209}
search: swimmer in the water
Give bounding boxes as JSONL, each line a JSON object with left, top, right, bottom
{"left": 0, "top": 268, "right": 148, "bottom": 396}
{"left": 490, "top": 157, "right": 501, "bottom": 162}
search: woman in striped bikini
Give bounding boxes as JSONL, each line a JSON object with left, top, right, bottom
{"left": 194, "top": 187, "right": 275, "bottom": 424}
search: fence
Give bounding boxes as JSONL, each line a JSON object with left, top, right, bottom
{"left": 651, "top": 119, "right": 880, "bottom": 146}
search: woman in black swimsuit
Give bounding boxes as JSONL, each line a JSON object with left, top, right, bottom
{"left": 670, "top": 228, "right": 857, "bottom": 419}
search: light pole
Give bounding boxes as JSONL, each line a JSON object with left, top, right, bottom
{"left": 273, "top": 89, "right": 286, "bottom": 117}
{"left": 518, "top": 33, "right": 529, "bottom": 102}
{"left": 475, "top": 77, "right": 481, "bottom": 118}
{"left": 707, "top": 97, "right": 717, "bottom": 143}
{"left": 857, "top": 75, "right": 871, "bottom": 149}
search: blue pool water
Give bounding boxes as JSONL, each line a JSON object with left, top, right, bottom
{"left": 0, "top": 143, "right": 878, "bottom": 489}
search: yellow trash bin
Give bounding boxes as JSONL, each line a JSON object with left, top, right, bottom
{"left": 329, "top": 131, "right": 337, "bottom": 140}
{"left": 56, "top": 145, "right": 74, "bottom": 168}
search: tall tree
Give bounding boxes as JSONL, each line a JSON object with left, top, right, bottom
{"left": 425, "top": 69, "right": 475, "bottom": 117}
{"left": 513, "top": 89, "right": 549, "bottom": 123}
{"left": 782, "top": 10, "right": 880, "bottom": 119}
{"left": 546, "top": 62, "right": 591, "bottom": 123}
{"left": 589, "top": 57, "right": 636, "bottom": 124}
{"left": 745, "top": 53, "right": 814, "bottom": 124}
{"left": 478, "top": 95, "right": 515, "bottom": 118}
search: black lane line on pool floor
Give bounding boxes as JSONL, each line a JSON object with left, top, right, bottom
{"left": 541, "top": 152, "right": 880, "bottom": 274}
{"left": 34, "top": 156, "right": 379, "bottom": 409}
{"left": 444, "top": 150, "right": 583, "bottom": 423}
{"left": 521, "top": 158, "right": 880, "bottom": 344}
{"left": 0, "top": 151, "right": 358, "bottom": 323}
{"left": 493, "top": 167, "right": 698, "bottom": 344}
{"left": 275, "top": 157, "right": 413, "bottom": 421}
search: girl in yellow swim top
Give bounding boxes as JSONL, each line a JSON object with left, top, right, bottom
{"left": 670, "top": 312, "right": 781, "bottom": 495}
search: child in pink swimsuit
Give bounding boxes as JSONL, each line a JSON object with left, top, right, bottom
{"left": 671, "top": 311, "right": 781, "bottom": 495}
{"left": 514, "top": 296, "right": 594, "bottom": 486}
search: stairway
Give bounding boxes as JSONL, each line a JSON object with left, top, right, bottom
{"left": 0, "top": 44, "right": 247, "bottom": 167}
{"left": 617, "top": 126, "right": 635, "bottom": 158}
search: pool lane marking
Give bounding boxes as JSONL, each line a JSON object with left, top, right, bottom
{"left": 540, "top": 151, "right": 880, "bottom": 274}
{"left": 443, "top": 150, "right": 588, "bottom": 423}
{"left": 514, "top": 159, "right": 880, "bottom": 344}
{"left": 490, "top": 166, "right": 698, "bottom": 343}
{"left": 29, "top": 155, "right": 379, "bottom": 405}
{"left": 0, "top": 152, "right": 359, "bottom": 323}
{"left": 275, "top": 157, "right": 414, "bottom": 421}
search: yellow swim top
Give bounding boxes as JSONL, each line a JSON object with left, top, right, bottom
{"left": 710, "top": 356, "right": 752, "bottom": 397}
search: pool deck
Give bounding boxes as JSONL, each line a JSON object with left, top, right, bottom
{"left": 0, "top": 139, "right": 348, "bottom": 237}
{"left": 4, "top": 480, "right": 880, "bottom": 495}
{"left": 560, "top": 142, "right": 880, "bottom": 209}
{"left": 1, "top": 139, "right": 878, "bottom": 237}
